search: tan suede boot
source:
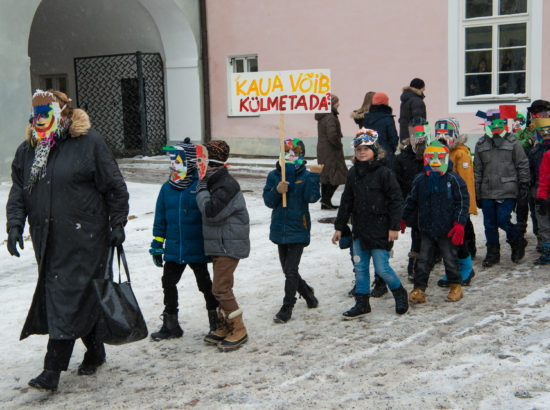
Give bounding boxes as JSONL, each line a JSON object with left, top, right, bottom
{"left": 447, "top": 284, "right": 463, "bottom": 302}
{"left": 204, "top": 308, "right": 229, "bottom": 345}
{"left": 218, "top": 309, "right": 248, "bottom": 352}
{"left": 409, "top": 288, "right": 426, "bottom": 304}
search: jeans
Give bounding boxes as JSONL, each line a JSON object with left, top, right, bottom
{"left": 481, "top": 198, "right": 520, "bottom": 245}
{"left": 352, "top": 239, "right": 401, "bottom": 294}
{"left": 162, "top": 261, "right": 218, "bottom": 314}
{"left": 415, "top": 234, "right": 460, "bottom": 290}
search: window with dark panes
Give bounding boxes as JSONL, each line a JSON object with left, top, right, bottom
{"left": 230, "top": 55, "right": 258, "bottom": 74}
{"left": 461, "top": 0, "right": 528, "bottom": 100}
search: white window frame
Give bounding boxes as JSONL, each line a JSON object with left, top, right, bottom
{"left": 226, "top": 54, "right": 258, "bottom": 117}
{"left": 448, "top": 0, "right": 542, "bottom": 113}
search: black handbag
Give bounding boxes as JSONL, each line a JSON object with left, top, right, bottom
{"left": 93, "top": 245, "right": 148, "bottom": 345}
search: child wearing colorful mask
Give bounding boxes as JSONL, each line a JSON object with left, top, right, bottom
{"left": 403, "top": 141, "right": 470, "bottom": 304}
{"left": 263, "top": 138, "right": 322, "bottom": 323}
{"left": 474, "top": 107, "right": 530, "bottom": 267}
{"left": 527, "top": 100, "right": 550, "bottom": 252}
{"left": 511, "top": 112, "right": 534, "bottom": 155}
{"left": 197, "top": 140, "right": 250, "bottom": 351}
{"left": 393, "top": 119, "right": 429, "bottom": 283}
{"left": 535, "top": 148, "right": 550, "bottom": 264}
{"left": 433, "top": 118, "right": 476, "bottom": 287}
{"left": 149, "top": 140, "right": 218, "bottom": 341}
{"left": 332, "top": 129, "right": 408, "bottom": 318}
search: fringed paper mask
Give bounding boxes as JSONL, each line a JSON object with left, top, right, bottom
{"left": 195, "top": 144, "right": 208, "bottom": 180}
{"left": 283, "top": 138, "right": 305, "bottom": 166}
{"left": 476, "top": 105, "right": 517, "bottom": 138}
{"left": 533, "top": 118, "right": 550, "bottom": 143}
{"left": 512, "top": 113, "right": 526, "bottom": 134}
{"left": 434, "top": 118, "right": 460, "bottom": 146}
{"left": 30, "top": 89, "right": 64, "bottom": 146}
{"left": 165, "top": 146, "right": 188, "bottom": 183}
{"left": 424, "top": 141, "right": 450, "bottom": 175}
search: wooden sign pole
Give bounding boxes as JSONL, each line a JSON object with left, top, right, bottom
{"left": 279, "top": 113, "right": 287, "bottom": 207}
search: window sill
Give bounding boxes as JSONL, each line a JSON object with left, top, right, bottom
{"left": 457, "top": 98, "right": 531, "bottom": 105}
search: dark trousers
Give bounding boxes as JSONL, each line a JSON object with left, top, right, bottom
{"left": 44, "top": 326, "right": 105, "bottom": 372}
{"left": 278, "top": 244, "right": 309, "bottom": 305}
{"left": 458, "top": 217, "right": 475, "bottom": 259}
{"left": 410, "top": 227, "right": 422, "bottom": 254}
{"left": 482, "top": 198, "right": 520, "bottom": 245}
{"left": 162, "top": 261, "right": 218, "bottom": 314}
{"left": 529, "top": 189, "right": 539, "bottom": 236}
{"left": 414, "top": 234, "right": 461, "bottom": 291}
{"left": 321, "top": 184, "right": 338, "bottom": 206}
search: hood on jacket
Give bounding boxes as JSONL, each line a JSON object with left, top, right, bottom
{"left": 400, "top": 86, "right": 425, "bottom": 102}
{"left": 350, "top": 109, "right": 368, "bottom": 121}
{"left": 26, "top": 108, "right": 91, "bottom": 141}
{"left": 369, "top": 104, "right": 393, "bottom": 115}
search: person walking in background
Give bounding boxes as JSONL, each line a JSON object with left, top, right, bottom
{"left": 263, "top": 138, "right": 321, "bottom": 323}
{"left": 6, "top": 90, "right": 129, "bottom": 392}
{"left": 149, "top": 140, "right": 218, "bottom": 341}
{"left": 350, "top": 91, "right": 376, "bottom": 127}
{"left": 197, "top": 140, "right": 250, "bottom": 352}
{"left": 399, "top": 78, "right": 427, "bottom": 142}
{"left": 362, "top": 92, "right": 399, "bottom": 167}
{"left": 315, "top": 94, "right": 348, "bottom": 209}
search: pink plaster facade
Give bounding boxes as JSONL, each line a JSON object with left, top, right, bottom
{"left": 206, "top": 0, "right": 550, "bottom": 153}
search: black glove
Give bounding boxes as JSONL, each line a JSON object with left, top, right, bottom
{"left": 518, "top": 183, "right": 530, "bottom": 202}
{"left": 109, "top": 224, "right": 125, "bottom": 246}
{"left": 7, "top": 226, "right": 24, "bottom": 257}
{"left": 536, "top": 198, "right": 548, "bottom": 216}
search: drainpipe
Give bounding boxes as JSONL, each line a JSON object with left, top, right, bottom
{"left": 199, "top": 0, "right": 211, "bottom": 143}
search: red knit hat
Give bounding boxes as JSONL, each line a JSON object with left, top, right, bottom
{"left": 372, "top": 92, "right": 389, "bottom": 106}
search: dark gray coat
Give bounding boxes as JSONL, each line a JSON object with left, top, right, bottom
{"left": 474, "top": 133, "right": 530, "bottom": 200}
{"left": 315, "top": 108, "right": 348, "bottom": 186}
{"left": 196, "top": 167, "right": 250, "bottom": 259}
{"left": 398, "top": 86, "right": 426, "bottom": 141}
{"left": 6, "top": 110, "right": 129, "bottom": 340}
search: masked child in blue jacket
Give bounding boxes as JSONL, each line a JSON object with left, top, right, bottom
{"left": 149, "top": 141, "right": 218, "bottom": 340}
{"left": 263, "top": 138, "right": 322, "bottom": 323}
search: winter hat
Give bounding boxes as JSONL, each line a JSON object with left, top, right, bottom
{"left": 205, "top": 140, "right": 230, "bottom": 167}
{"left": 331, "top": 94, "right": 339, "bottom": 106}
{"left": 372, "top": 92, "right": 389, "bottom": 106}
{"left": 353, "top": 128, "right": 379, "bottom": 156}
{"left": 410, "top": 78, "right": 425, "bottom": 90}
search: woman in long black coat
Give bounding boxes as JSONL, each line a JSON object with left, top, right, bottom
{"left": 6, "top": 90, "right": 129, "bottom": 391}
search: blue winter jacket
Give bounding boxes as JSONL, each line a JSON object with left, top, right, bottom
{"left": 403, "top": 170, "right": 470, "bottom": 238}
{"left": 153, "top": 177, "right": 209, "bottom": 264}
{"left": 263, "top": 163, "right": 321, "bottom": 245}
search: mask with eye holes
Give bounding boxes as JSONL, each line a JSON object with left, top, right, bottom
{"left": 424, "top": 141, "right": 450, "bottom": 175}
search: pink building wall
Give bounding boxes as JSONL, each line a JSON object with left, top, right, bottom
{"left": 207, "top": 0, "right": 549, "bottom": 154}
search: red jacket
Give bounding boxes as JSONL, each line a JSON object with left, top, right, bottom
{"left": 537, "top": 150, "right": 550, "bottom": 199}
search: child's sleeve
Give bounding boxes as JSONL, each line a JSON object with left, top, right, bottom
{"left": 451, "top": 173, "right": 470, "bottom": 226}
{"left": 473, "top": 142, "right": 483, "bottom": 200}
{"left": 263, "top": 171, "right": 282, "bottom": 209}
{"left": 383, "top": 169, "right": 403, "bottom": 231}
{"left": 152, "top": 186, "right": 167, "bottom": 239}
{"left": 334, "top": 170, "right": 353, "bottom": 231}
{"left": 303, "top": 171, "right": 321, "bottom": 204}
{"left": 537, "top": 151, "right": 550, "bottom": 199}
{"left": 402, "top": 175, "right": 420, "bottom": 221}
{"left": 197, "top": 181, "right": 242, "bottom": 224}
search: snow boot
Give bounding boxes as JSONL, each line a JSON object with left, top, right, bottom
{"left": 342, "top": 293, "right": 371, "bottom": 319}
{"left": 391, "top": 285, "right": 409, "bottom": 315}
{"left": 509, "top": 237, "right": 528, "bottom": 263}
{"left": 409, "top": 288, "right": 426, "bottom": 304}
{"left": 371, "top": 274, "right": 388, "bottom": 298}
{"left": 77, "top": 351, "right": 106, "bottom": 376}
{"left": 204, "top": 308, "right": 229, "bottom": 345}
{"left": 535, "top": 243, "right": 550, "bottom": 265}
{"left": 208, "top": 309, "right": 218, "bottom": 332}
{"left": 447, "top": 284, "right": 463, "bottom": 302}
{"left": 438, "top": 255, "right": 475, "bottom": 287}
{"left": 28, "top": 369, "right": 60, "bottom": 392}
{"left": 298, "top": 282, "right": 319, "bottom": 308}
{"left": 218, "top": 309, "right": 248, "bottom": 351}
{"left": 407, "top": 252, "right": 419, "bottom": 283}
{"left": 274, "top": 303, "right": 294, "bottom": 324}
{"left": 482, "top": 243, "right": 500, "bottom": 267}
{"left": 151, "top": 312, "right": 184, "bottom": 341}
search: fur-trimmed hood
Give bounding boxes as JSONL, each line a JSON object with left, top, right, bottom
{"left": 448, "top": 135, "right": 468, "bottom": 151}
{"left": 401, "top": 86, "right": 424, "bottom": 98}
{"left": 350, "top": 109, "right": 367, "bottom": 121}
{"left": 25, "top": 108, "right": 91, "bottom": 141}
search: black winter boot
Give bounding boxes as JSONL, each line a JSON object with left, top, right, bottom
{"left": 391, "top": 285, "right": 409, "bottom": 315}
{"left": 298, "top": 282, "right": 319, "bottom": 308}
{"left": 371, "top": 274, "right": 388, "bottom": 298}
{"left": 482, "top": 243, "right": 500, "bottom": 267}
{"left": 208, "top": 309, "right": 218, "bottom": 332}
{"left": 151, "top": 312, "right": 184, "bottom": 341}
{"left": 535, "top": 244, "right": 550, "bottom": 265}
{"left": 28, "top": 369, "right": 60, "bottom": 392}
{"left": 343, "top": 294, "right": 371, "bottom": 319}
{"left": 78, "top": 355, "right": 106, "bottom": 376}
{"left": 509, "top": 237, "right": 528, "bottom": 263}
{"left": 274, "top": 303, "right": 294, "bottom": 323}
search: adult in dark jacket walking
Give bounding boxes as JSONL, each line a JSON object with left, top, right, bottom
{"left": 315, "top": 95, "right": 348, "bottom": 209}
{"left": 6, "top": 90, "right": 129, "bottom": 392}
{"left": 399, "top": 78, "right": 427, "bottom": 142}
{"left": 363, "top": 92, "right": 399, "bottom": 167}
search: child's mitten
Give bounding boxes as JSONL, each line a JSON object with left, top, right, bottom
{"left": 448, "top": 222, "right": 465, "bottom": 246}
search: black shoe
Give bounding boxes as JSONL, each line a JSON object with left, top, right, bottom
{"left": 370, "top": 274, "right": 388, "bottom": 298}
{"left": 78, "top": 356, "right": 106, "bottom": 376}
{"left": 343, "top": 294, "right": 371, "bottom": 319}
{"left": 510, "top": 237, "right": 527, "bottom": 263}
{"left": 437, "top": 278, "right": 450, "bottom": 288}
{"left": 28, "top": 370, "right": 60, "bottom": 392}
{"left": 151, "top": 312, "right": 184, "bottom": 341}
{"left": 462, "top": 270, "right": 475, "bottom": 286}
{"left": 298, "top": 283, "right": 318, "bottom": 308}
{"left": 482, "top": 244, "right": 500, "bottom": 268}
{"left": 273, "top": 304, "right": 293, "bottom": 323}
{"left": 208, "top": 309, "right": 218, "bottom": 332}
{"left": 391, "top": 285, "right": 408, "bottom": 315}
{"left": 321, "top": 202, "right": 338, "bottom": 210}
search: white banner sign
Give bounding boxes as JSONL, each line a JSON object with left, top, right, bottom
{"left": 230, "top": 69, "right": 331, "bottom": 115}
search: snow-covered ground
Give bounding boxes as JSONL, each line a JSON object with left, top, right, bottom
{"left": 1, "top": 165, "right": 550, "bottom": 409}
